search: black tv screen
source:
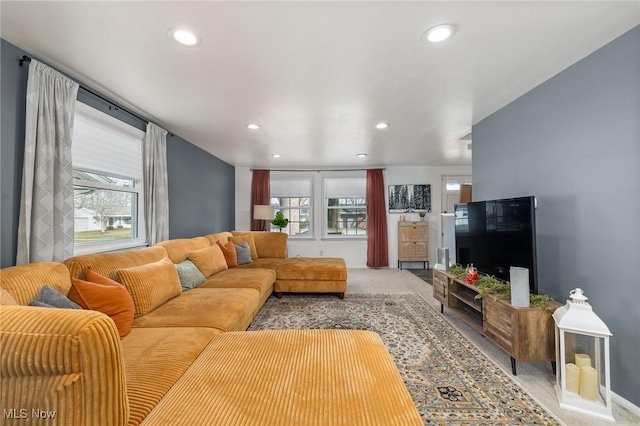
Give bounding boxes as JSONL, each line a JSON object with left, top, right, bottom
{"left": 454, "top": 196, "right": 538, "bottom": 294}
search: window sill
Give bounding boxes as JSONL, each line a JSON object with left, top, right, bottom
{"left": 320, "top": 237, "right": 367, "bottom": 241}
{"left": 73, "top": 240, "right": 148, "bottom": 256}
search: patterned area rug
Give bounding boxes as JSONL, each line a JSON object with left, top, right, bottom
{"left": 249, "top": 293, "right": 560, "bottom": 425}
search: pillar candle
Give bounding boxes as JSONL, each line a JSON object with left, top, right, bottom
{"left": 565, "top": 363, "right": 581, "bottom": 393}
{"left": 575, "top": 353, "right": 591, "bottom": 368}
{"left": 579, "top": 366, "right": 598, "bottom": 401}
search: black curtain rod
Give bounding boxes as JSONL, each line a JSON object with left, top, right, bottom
{"left": 19, "top": 55, "right": 174, "bottom": 137}
{"left": 250, "top": 168, "right": 386, "bottom": 172}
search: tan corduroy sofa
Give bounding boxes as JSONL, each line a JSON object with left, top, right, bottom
{"left": 0, "top": 231, "right": 421, "bottom": 426}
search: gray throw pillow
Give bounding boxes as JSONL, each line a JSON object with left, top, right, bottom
{"left": 175, "top": 260, "right": 206, "bottom": 291}
{"left": 29, "top": 285, "right": 82, "bottom": 309}
{"left": 234, "top": 242, "right": 253, "bottom": 265}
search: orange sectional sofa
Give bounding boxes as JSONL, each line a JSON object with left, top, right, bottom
{"left": 0, "top": 231, "right": 421, "bottom": 425}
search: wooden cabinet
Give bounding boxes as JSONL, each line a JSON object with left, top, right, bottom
{"left": 397, "top": 221, "right": 428, "bottom": 269}
{"left": 433, "top": 268, "right": 483, "bottom": 333}
{"left": 448, "top": 278, "right": 484, "bottom": 333}
{"left": 483, "top": 296, "right": 560, "bottom": 370}
{"left": 432, "top": 268, "right": 449, "bottom": 311}
{"left": 432, "top": 268, "right": 559, "bottom": 375}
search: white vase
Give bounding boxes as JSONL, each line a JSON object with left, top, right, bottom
{"left": 510, "top": 266, "right": 530, "bottom": 308}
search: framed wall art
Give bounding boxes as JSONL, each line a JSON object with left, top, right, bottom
{"left": 388, "top": 184, "right": 431, "bottom": 213}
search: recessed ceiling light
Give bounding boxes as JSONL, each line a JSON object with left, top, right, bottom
{"left": 246, "top": 123, "right": 261, "bottom": 130}
{"left": 422, "top": 24, "right": 457, "bottom": 43}
{"left": 168, "top": 27, "right": 202, "bottom": 47}
{"left": 272, "top": 154, "right": 281, "bottom": 158}
{"left": 375, "top": 122, "right": 390, "bottom": 129}
{"left": 356, "top": 153, "right": 367, "bottom": 158}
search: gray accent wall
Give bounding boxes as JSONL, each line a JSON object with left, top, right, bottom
{"left": 0, "top": 39, "right": 235, "bottom": 267}
{"left": 473, "top": 26, "right": 640, "bottom": 406}
{"left": 166, "top": 135, "right": 235, "bottom": 238}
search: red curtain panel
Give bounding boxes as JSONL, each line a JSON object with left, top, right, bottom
{"left": 251, "top": 170, "right": 270, "bottom": 231}
{"left": 366, "top": 169, "right": 389, "bottom": 267}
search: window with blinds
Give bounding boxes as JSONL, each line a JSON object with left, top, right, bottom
{"left": 270, "top": 177, "right": 312, "bottom": 237}
{"left": 324, "top": 177, "right": 367, "bottom": 237}
{"left": 72, "top": 102, "right": 145, "bottom": 252}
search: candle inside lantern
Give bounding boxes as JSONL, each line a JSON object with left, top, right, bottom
{"left": 575, "top": 353, "right": 591, "bottom": 368}
{"left": 579, "top": 366, "right": 599, "bottom": 401}
{"left": 565, "top": 363, "right": 580, "bottom": 393}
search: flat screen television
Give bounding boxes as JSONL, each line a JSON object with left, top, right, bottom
{"left": 454, "top": 196, "right": 538, "bottom": 294}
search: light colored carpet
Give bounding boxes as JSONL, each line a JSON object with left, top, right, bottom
{"left": 344, "top": 268, "right": 640, "bottom": 426}
{"left": 250, "top": 292, "right": 561, "bottom": 425}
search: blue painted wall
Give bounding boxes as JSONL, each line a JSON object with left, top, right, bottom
{"left": 473, "top": 26, "right": 640, "bottom": 406}
{"left": 0, "top": 39, "right": 234, "bottom": 267}
{"left": 166, "top": 135, "right": 235, "bottom": 238}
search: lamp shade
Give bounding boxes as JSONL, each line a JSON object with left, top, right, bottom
{"left": 253, "top": 205, "right": 274, "bottom": 221}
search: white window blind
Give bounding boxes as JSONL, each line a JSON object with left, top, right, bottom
{"left": 72, "top": 102, "right": 144, "bottom": 180}
{"left": 325, "top": 178, "right": 366, "bottom": 198}
{"left": 271, "top": 178, "right": 312, "bottom": 197}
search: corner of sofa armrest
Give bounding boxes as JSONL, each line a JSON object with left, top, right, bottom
{"left": 1, "top": 305, "right": 129, "bottom": 425}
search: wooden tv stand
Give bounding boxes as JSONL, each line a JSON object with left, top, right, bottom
{"left": 432, "top": 268, "right": 560, "bottom": 375}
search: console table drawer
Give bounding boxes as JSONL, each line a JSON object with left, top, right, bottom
{"left": 432, "top": 269, "right": 448, "bottom": 305}
{"left": 484, "top": 301, "right": 513, "bottom": 353}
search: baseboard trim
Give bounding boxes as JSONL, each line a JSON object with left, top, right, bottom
{"left": 612, "top": 391, "right": 640, "bottom": 418}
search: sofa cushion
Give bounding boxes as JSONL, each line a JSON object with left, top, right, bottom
{"left": 1, "top": 288, "right": 18, "bottom": 305}
{"left": 67, "top": 268, "right": 135, "bottom": 338}
{"left": 236, "top": 257, "right": 288, "bottom": 270}
{"left": 0, "top": 262, "right": 71, "bottom": 306}
{"left": 232, "top": 231, "right": 288, "bottom": 258}
{"left": 203, "top": 231, "right": 234, "bottom": 246}
{"left": 64, "top": 246, "right": 168, "bottom": 282}
{"left": 131, "top": 288, "right": 260, "bottom": 332}
{"left": 230, "top": 234, "right": 258, "bottom": 260}
{"left": 187, "top": 244, "right": 228, "bottom": 278}
{"left": 29, "top": 285, "right": 82, "bottom": 309}
{"left": 155, "top": 237, "right": 211, "bottom": 264}
{"left": 200, "top": 268, "right": 275, "bottom": 304}
{"left": 138, "top": 330, "right": 423, "bottom": 426}
{"left": 175, "top": 260, "right": 206, "bottom": 291}
{"left": 217, "top": 240, "right": 238, "bottom": 268}
{"left": 234, "top": 242, "right": 253, "bottom": 265}
{"left": 122, "top": 326, "right": 220, "bottom": 426}
{"left": 117, "top": 257, "right": 182, "bottom": 318}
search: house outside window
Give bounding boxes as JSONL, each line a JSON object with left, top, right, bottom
{"left": 324, "top": 177, "right": 367, "bottom": 237}
{"left": 72, "top": 102, "right": 145, "bottom": 253}
{"left": 270, "top": 177, "right": 313, "bottom": 237}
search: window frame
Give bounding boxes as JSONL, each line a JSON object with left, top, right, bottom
{"left": 322, "top": 175, "right": 367, "bottom": 240}
{"left": 269, "top": 175, "right": 314, "bottom": 238}
{"left": 72, "top": 102, "right": 146, "bottom": 255}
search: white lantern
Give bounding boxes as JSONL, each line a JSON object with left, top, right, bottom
{"left": 552, "top": 288, "right": 614, "bottom": 422}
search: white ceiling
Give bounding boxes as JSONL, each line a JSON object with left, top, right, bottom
{"left": 2, "top": 2, "right": 639, "bottom": 169}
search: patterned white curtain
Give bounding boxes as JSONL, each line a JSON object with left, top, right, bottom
{"left": 17, "top": 60, "right": 79, "bottom": 264}
{"left": 143, "top": 122, "right": 169, "bottom": 244}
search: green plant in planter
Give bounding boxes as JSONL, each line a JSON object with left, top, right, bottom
{"left": 447, "top": 264, "right": 555, "bottom": 311}
{"left": 472, "top": 275, "right": 555, "bottom": 312}
{"left": 270, "top": 211, "right": 289, "bottom": 232}
{"left": 448, "top": 265, "right": 467, "bottom": 280}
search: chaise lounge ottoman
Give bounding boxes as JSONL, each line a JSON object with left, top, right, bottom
{"left": 139, "top": 329, "right": 422, "bottom": 425}
{"left": 275, "top": 257, "right": 347, "bottom": 299}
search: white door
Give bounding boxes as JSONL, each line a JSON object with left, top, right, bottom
{"left": 440, "top": 176, "right": 471, "bottom": 257}
{"left": 441, "top": 175, "right": 472, "bottom": 214}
